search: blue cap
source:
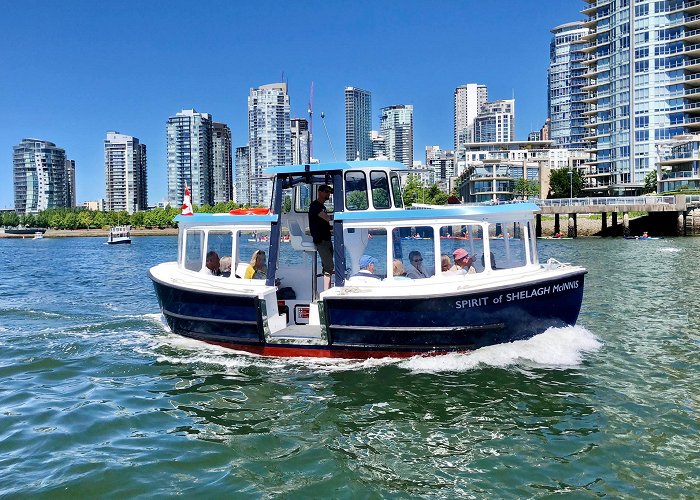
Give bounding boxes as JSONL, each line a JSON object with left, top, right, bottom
{"left": 359, "top": 254, "right": 378, "bottom": 269}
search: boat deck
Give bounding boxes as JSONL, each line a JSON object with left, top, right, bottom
{"left": 270, "top": 324, "right": 323, "bottom": 341}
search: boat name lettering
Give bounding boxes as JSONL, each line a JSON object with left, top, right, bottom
{"left": 506, "top": 280, "right": 579, "bottom": 302}
{"left": 455, "top": 297, "right": 488, "bottom": 309}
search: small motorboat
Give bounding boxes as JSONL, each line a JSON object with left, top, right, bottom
{"left": 107, "top": 225, "right": 132, "bottom": 244}
{"left": 32, "top": 231, "right": 44, "bottom": 240}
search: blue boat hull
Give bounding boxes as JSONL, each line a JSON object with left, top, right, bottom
{"left": 150, "top": 271, "right": 586, "bottom": 357}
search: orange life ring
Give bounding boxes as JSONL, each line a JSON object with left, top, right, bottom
{"left": 229, "top": 208, "right": 271, "bottom": 215}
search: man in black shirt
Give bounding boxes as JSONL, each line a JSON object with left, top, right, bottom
{"left": 309, "top": 184, "right": 334, "bottom": 290}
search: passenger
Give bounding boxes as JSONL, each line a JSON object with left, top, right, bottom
{"left": 244, "top": 249, "right": 267, "bottom": 279}
{"left": 406, "top": 250, "right": 429, "bottom": 279}
{"left": 202, "top": 250, "right": 220, "bottom": 276}
{"left": 642, "top": 231, "right": 649, "bottom": 238}
{"left": 448, "top": 248, "right": 476, "bottom": 274}
{"left": 219, "top": 256, "right": 232, "bottom": 277}
{"left": 309, "top": 184, "right": 334, "bottom": 290}
{"left": 441, "top": 254, "right": 451, "bottom": 272}
{"left": 392, "top": 259, "right": 409, "bottom": 279}
{"left": 353, "top": 254, "right": 381, "bottom": 280}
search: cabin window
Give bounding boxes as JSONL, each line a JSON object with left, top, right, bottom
{"left": 390, "top": 173, "right": 403, "bottom": 208}
{"left": 207, "top": 231, "right": 234, "bottom": 277}
{"left": 294, "top": 184, "right": 313, "bottom": 212}
{"left": 489, "top": 221, "right": 527, "bottom": 269}
{"left": 370, "top": 171, "right": 391, "bottom": 209}
{"left": 439, "top": 225, "right": 486, "bottom": 274}
{"left": 344, "top": 227, "right": 387, "bottom": 280}
{"left": 390, "top": 225, "right": 435, "bottom": 279}
{"left": 236, "top": 230, "right": 271, "bottom": 279}
{"left": 184, "top": 229, "right": 204, "bottom": 272}
{"left": 282, "top": 188, "right": 293, "bottom": 213}
{"left": 345, "top": 171, "right": 368, "bottom": 210}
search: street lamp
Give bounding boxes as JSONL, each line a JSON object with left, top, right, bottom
{"left": 568, "top": 170, "right": 573, "bottom": 201}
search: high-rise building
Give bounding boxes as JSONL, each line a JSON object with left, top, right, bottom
{"left": 234, "top": 146, "right": 251, "bottom": 206}
{"left": 248, "top": 83, "right": 291, "bottom": 207}
{"left": 212, "top": 122, "right": 232, "bottom": 204}
{"left": 370, "top": 130, "right": 386, "bottom": 159}
{"left": 581, "top": 0, "right": 700, "bottom": 195}
{"left": 380, "top": 104, "right": 414, "bottom": 168}
{"left": 473, "top": 100, "right": 515, "bottom": 143}
{"left": 549, "top": 22, "right": 589, "bottom": 150}
{"left": 345, "top": 87, "right": 373, "bottom": 161}
{"left": 13, "top": 138, "right": 72, "bottom": 214}
{"left": 291, "top": 118, "right": 310, "bottom": 165}
{"left": 454, "top": 84, "right": 488, "bottom": 149}
{"left": 104, "top": 131, "right": 147, "bottom": 213}
{"left": 166, "top": 109, "right": 213, "bottom": 207}
{"left": 66, "top": 159, "right": 76, "bottom": 208}
{"left": 426, "top": 146, "right": 456, "bottom": 183}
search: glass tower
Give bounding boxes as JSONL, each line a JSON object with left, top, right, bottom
{"left": 291, "top": 118, "right": 310, "bottom": 165}
{"left": 345, "top": 87, "right": 373, "bottom": 161}
{"left": 473, "top": 100, "right": 515, "bottom": 143}
{"left": 454, "top": 84, "right": 488, "bottom": 149}
{"left": 104, "top": 131, "right": 148, "bottom": 213}
{"left": 380, "top": 104, "right": 414, "bottom": 168}
{"left": 13, "top": 138, "right": 71, "bottom": 214}
{"left": 248, "top": 83, "right": 291, "bottom": 207}
{"left": 581, "top": 0, "right": 700, "bottom": 195}
{"left": 549, "top": 21, "right": 589, "bottom": 149}
{"left": 166, "top": 109, "right": 213, "bottom": 207}
{"left": 234, "top": 146, "right": 251, "bottom": 206}
{"left": 212, "top": 122, "right": 232, "bottom": 204}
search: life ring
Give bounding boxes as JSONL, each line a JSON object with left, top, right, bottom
{"left": 229, "top": 208, "right": 271, "bottom": 215}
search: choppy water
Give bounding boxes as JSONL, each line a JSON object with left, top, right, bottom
{"left": 0, "top": 236, "right": 697, "bottom": 497}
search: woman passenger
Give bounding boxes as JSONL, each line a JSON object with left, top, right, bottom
{"left": 244, "top": 250, "right": 267, "bottom": 279}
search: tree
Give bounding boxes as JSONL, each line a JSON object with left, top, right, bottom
{"left": 643, "top": 169, "right": 657, "bottom": 194}
{"left": 549, "top": 168, "right": 584, "bottom": 198}
{"left": 513, "top": 178, "right": 541, "bottom": 199}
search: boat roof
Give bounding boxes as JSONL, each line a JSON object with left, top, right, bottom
{"left": 264, "top": 160, "right": 407, "bottom": 176}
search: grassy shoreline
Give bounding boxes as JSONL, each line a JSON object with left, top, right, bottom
{"left": 0, "top": 228, "right": 178, "bottom": 238}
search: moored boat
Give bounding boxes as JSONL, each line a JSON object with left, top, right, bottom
{"left": 107, "top": 225, "right": 131, "bottom": 244}
{"left": 32, "top": 231, "right": 43, "bottom": 240}
{"left": 149, "top": 160, "right": 587, "bottom": 359}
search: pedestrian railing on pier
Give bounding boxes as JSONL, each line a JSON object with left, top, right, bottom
{"left": 534, "top": 196, "right": 676, "bottom": 208}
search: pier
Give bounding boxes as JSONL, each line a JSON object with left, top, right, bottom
{"left": 533, "top": 195, "right": 700, "bottom": 237}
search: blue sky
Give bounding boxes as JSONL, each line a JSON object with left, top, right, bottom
{"left": 0, "top": 0, "right": 584, "bottom": 209}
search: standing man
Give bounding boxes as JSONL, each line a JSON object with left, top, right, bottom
{"left": 309, "top": 184, "right": 334, "bottom": 290}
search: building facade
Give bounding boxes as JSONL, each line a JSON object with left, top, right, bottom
{"left": 104, "top": 131, "right": 147, "bottom": 213}
{"left": 291, "top": 118, "right": 310, "bottom": 165}
{"left": 473, "top": 100, "right": 515, "bottom": 143}
{"left": 380, "top": 104, "right": 414, "bottom": 169}
{"left": 248, "top": 83, "right": 292, "bottom": 207}
{"left": 580, "top": 0, "right": 700, "bottom": 195}
{"left": 234, "top": 145, "right": 251, "bottom": 206}
{"left": 166, "top": 109, "right": 213, "bottom": 207}
{"left": 13, "top": 138, "right": 72, "bottom": 214}
{"left": 549, "top": 22, "right": 589, "bottom": 150}
{"left": 212, "top": 122, "right": 233, "bottom": 204}
{"left": 66, "top": 159, "right": 76, "bottom": 208}
{"left": 454, "top": 83, "right": 488, "bottom": 149}
{"left": 345, "top": 87, "right": 373, "bottom": 161}
{"left": 425, "top": 146, "right": 456, "bottom": 186}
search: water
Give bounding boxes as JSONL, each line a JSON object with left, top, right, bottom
{"left": 0, "top": 236, "right": 697, "bottom": 497}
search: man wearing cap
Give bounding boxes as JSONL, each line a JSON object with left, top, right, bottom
{"left": 353, "top": 254, "right": 381, "bottom": 280}
{"left": 309, "top": 184, "right": 334, "bottom": 290}
{"left": 449, "top": 248, "right": 476, "bottom": 274}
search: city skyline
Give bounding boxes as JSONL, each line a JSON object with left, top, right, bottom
{"left": 0, "top": 1, "right": 584, "bottom": 208}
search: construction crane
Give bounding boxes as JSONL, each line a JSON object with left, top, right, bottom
{"left": 308, "top": 81, "right": 313, "bottom": 161}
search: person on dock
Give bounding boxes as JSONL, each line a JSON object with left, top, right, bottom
{"left": 406, "top": 250, "right": 429, "bottom": 279}
{"left": 309, "top": 184, "right": 334, "bottom": 290}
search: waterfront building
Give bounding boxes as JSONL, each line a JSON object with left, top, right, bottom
{"left": 66, "top": 159, "right": 76, "bottom": 208}
{"left": 234, "top": 145, "right": 251, "bottom": 206}
{"left": 473, "top": 100, "right": 515, "bottom": 143}
{"left": 454, "top": 84, "right": 488, "bottom": 150}
{"left": 104, "top": 131, "right": 148, "bottom": 213}
{"left": 380, "top": 104, "right": 413, "bottom": 169}
{"left": 425, "top": 146, "right": 456, "bottom": 187}
{"left": 528, "top": 131, "right": 541, "bottom": 141}
{"left": 549, "top": 22, "right": 589, "bottom": 150}
{"left": 580, "top": 0, "right": 700, "bottom": 195}
{"left": 212, "top": 122, "right": 232, "bottom": 204}
{"left": 656, "top": 134, "right": 700, "bottom": 193}
{"left": 291, "top": 118, "right": 310, "bottom": 165}
{"left": 12, "top": 138, "right": 72, "bottom": 214}
{"left": 83, "top": 199, "right": 105, "bottom": 211}
{"left": 345, "top": 87, "right": 373, "bottom": 161}
{"left": 166, "top": 109, "right": 213, "bottom": 208}
{"left": 369, "top": 130, "right": 386, "bottom": 159}
{"left": 248, "top": 83, "right": 292, "bottom": 207}
{"left": 456, "top": 140, "right": 589, "bottom": 203}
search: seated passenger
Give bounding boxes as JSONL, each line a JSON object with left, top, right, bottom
{"left": 441, "top": 254, "right": 451, "bottom": 272}
{"left": 202, "top": 251, "right": 220, "bottom": 276}
{"left": 352, "top": 254, "right": 381, "bottom": 280}
{"left": 219, "top": 256, "right": 232, "bottom": 277}
{"left": 392, "top": 259, "right": 410, "bottom": 279}
{"left": 406, "top": 250, "right": 429, "bottom": 279}
{"left": 447, "top": 248, "right": 476, "bottom": 275}
{"left": 244, "top": 249, "right": 267, "bottom": 279}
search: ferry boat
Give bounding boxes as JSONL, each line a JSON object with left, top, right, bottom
{"left": 32, "top": 231, "right": 44, "bottom": 240}
{"left": 148, "top": 160, "right": 587, "bottom": 358}
{"left": 107, "top": 225, "right": 131, "bottom": 245}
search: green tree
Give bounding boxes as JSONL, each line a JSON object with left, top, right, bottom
{"left": 643, "top": 169, "right": 657, "bottom": 194}
{"left": 372, "top": 188, "right": 390, "bottom": 208}
{"left": 130, "top": 211, "right": 145, "bottom": 227}
{"left": 549, "top": 168, "right": 584, "bottom": 198}
{"left": 4, "top": 211, "right": 20, "bottom": 227}
{"left": 513, "top": 178, "right": 541, "bottom": 199}
{"left": 77, "top": 210, "right": 93, "bottom": 229}
{"left": 347, "top": 190, "right": 369, "bottom": 210}
{"left": 401, "top": 175, "right": 423, "bottom": 206}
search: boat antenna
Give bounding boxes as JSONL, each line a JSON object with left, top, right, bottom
{"left": 320, "top": 111, "right": 337, "bottom": 161}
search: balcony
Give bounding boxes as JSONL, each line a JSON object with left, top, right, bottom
{"left": 685, "top": 72, "right": 700, "bottom": 86}
{"left": 684, "top": 42, "right": 700, "bottom": 57}
{"left": 682, "top": 28, "right": 700, "bottom": 43}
